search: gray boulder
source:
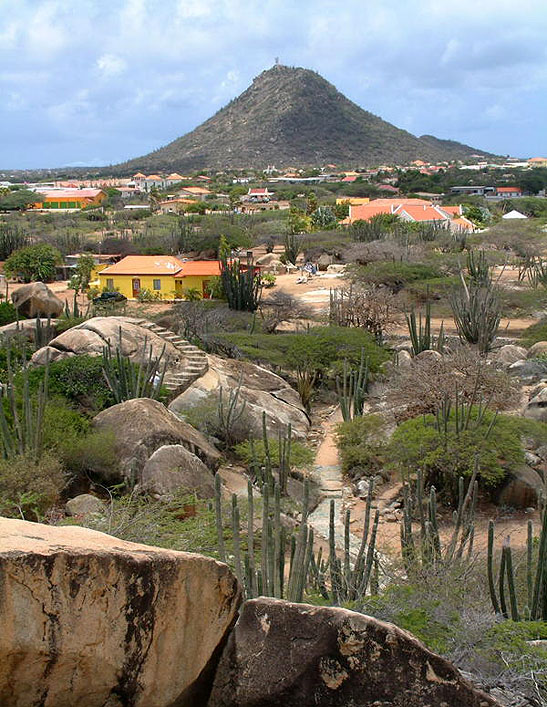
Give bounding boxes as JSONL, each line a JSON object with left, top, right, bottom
{"left": 169, "top": 354, "right": 310, "bottom": 440}
{"left": 11, "top": 281, "right": 64, "bottom": 318}
{"left": 0, "top": 318, "right": 58, "bottom": 343}
{"left": 414, "top": 349, "right": 442, "bottom": 363}
{"left": 92, "top": 398, "right": 221, "bottom": 484}
{"left": 495, "top": 344, "right": 528, "bottom": 366}
{"left": 524, "top": 386, "right": 547, "bottom": 422}
{"left": 208, "top": 598, "right": 499, "bottom": 707}
{"left": 527, "top": 341, "right": 547, "bottom": 358}
{"left": 141, "top": 444, "right": 215, "bottom": 499}
{"left": 509, "top": 359, "right": 547, "bottom": 384}
{"left": 65, "top": 494, "right": 105, "bottom": 517}
{"left": 495, "top": 466, "right": 544, "bottom": 509}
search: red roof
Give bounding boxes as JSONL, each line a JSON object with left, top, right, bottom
{"left": 496, "top": 186, "right": 522, "bottom": 193}
{"left": 100, "top": 256, "right": 221, "bottom": 277}
{"left": 396, "top": 205, "right": 446, "bottom": 221}
{"left": 342, "top": 176, "right": 357, "bottom": 182}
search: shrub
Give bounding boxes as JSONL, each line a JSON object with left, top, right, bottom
{"left": 335, "top": 414, "right": 387, "bottom": 480}
{"left": 352, "top": 262, "right": 442, "bottom": 292}
{"left": 0, "top": 301, "right": 20, "bottom": 325}
{"left": 235, "top": 438, "right": 314, "bottom": 468}
{"left": 22, "top": 356, "right": 115, "bottom": 412}
{"left": 388, "top": 409, "right": 530, "bottom": 495}
{"left": 521, "top": 317, "right": 547, "bottom": 347}
{"left": 0, "top": 451, "right": 65, "bottom": 520}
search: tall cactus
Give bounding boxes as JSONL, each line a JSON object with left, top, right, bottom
{"left": 487, "top": 506, "right": 547, "bottom": 621}
{"left": 405, "top": 290, "right": 445, "bottom": 356}
{"left": 336, "top": 349, "right": 369, "bottom": 422}
{"left": 220, "top": 252, "right": 262, "bottom": 312}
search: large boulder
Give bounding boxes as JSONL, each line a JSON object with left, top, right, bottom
{"left": 0, "top": 318, "right": 58, "bottom": 343}
{"left": 527, "top": 341, "right": 547, "bottom": 358}
{"left": 0, "top": 517, "right": 241, "bottom": 707}
{"left": 65, "top": 493, "right": 105, "bottom": 517}
{"left": 169, "top": 355, "right": 310, "bottom": 440}
{"left": 495, "top": 344, "right": 528, "bottom": 366}
{"left": 524, "top": 386, "right": 547, "bottom": 422}
{"left": 92, "top": 398, "right": 221, "bottom": 484}
{"left": 508, "top": 358, "right": 547, "bottom": 385}
{"left": 208, "top": 598, "right": 499, "bottom": 707}
{"left": 31, "top": 316, "right": 182, "bottom": 365}
{"left": 11, "top": 281, "right": 64, "bottom": 318}
{"left": 495, "top": 466, "right": 544, "bottom": 508}
{"left": 141, "top": 444, "right": 215, "bottom": 499}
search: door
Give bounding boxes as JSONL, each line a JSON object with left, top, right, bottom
{"left": 132, "top": 278, "right": 141, "bottom": 298}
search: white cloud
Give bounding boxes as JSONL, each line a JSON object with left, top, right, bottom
{"left": 96, "top": 53, "right": 127, "bottom": 77}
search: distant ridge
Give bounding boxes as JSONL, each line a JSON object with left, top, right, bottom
{"left": 118, "top": 65, "right": 494, "bottom": 172}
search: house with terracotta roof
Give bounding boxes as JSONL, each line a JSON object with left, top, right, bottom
{"left": 158, "top": 198, "right": 199, "bottom": 214}
{"left": 178, "top": 186, "right": 212, "bottom": 201}
{"left": 495, "top": 186, "right": 522, "bottom": 198}
{"left": 31, "top": 188, "right": 107, "bottom": 211}
{"left": 344, "top": 198, "right": 474, "bottom": 232}
{"left": 246, "top": 188, "right": 273, "bottom": 202}
{"left": 98, "top": 255, "right": 221, "bottom": 300}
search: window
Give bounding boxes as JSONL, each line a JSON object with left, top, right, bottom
{"left": 106, "top": 278, "right": 114, "bottom": 290}
{"left": 153, "top": 279, "right": 161, "bottom": 290}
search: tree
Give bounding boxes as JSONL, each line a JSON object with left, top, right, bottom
{"left": 4, "top": 243, "right": 62, "bottom": 283}
{"left": 0, "top": 189, "right": 43, "bottom": 212}
{"left": 69, "top": 254, "right": 96, "bottom": 294}
{"left": 260, "top": 291, "right": 312, "bottom": 333}
{"left": 306, "top": 191, "right": 318, "bottom": 215}
{"left": 310, "top": 206, "right": 337, "bottom": 229}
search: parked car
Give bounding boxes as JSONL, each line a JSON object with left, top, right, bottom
{"left": 92, "top": 291, "right": 127, "bottom": 305}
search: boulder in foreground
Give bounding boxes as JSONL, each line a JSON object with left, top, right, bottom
{"left": 208, "top": 597, "right": 499, "bottom": 707}
{"left": 11, "top": 281, "right": 64, "bottom": 318}
{"left": 0, "top": 517, "right": 241, "bottom": 707}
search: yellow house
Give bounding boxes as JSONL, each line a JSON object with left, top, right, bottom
{"left": 98, "top": 255, "right": 221, "bottom": 300}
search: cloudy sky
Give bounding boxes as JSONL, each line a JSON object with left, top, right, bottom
{"left": 1, "top": 0, "right": 546, "bottom": 168}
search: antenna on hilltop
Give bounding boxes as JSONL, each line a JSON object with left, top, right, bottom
{"left": 274, "top": 57, "right": 280, "bottom": 67}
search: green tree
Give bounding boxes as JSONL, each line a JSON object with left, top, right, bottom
{"left": 69, "top": 253, "right": 96, "bottom": 293}
{"left": 4, "top": 243, "right": 62, "bottom": 282}
{"left": 306, "top": 191, "right": 318, "bottom": 215}
{"left": 0, "top": 189, "right": 44, "bottom": 212}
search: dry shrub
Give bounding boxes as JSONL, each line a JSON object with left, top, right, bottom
{"left": 330, "top": 285, "right": 401, "bottom": 340}
{"left": 0, "top": 452, "right": 65, "bottom": 520}
{"left": 386, "top": 346, "right": 521, "bottom": 422}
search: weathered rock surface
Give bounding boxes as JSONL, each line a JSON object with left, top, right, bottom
{"left": 414, "top": 349, "right": 443, "bottom": 363}
{"left": 0, "top": 517, "right": 241, "bottom": 707}
{"left": 526, "top": 341, "right": 547, "bottom": 359}
{"left": 208, "top": 598, "right": 499, "bottom": 707}
{"left": 11, "top": 281, "right": 64, "bottom": 318}
{"left": 495, "top": 344, "right": 528, "bottom": 366}
{"left": 169, "top": 354, "right": 310, "bottom": 440}
{"left": 508, "top": 359, "right": 547, "bottom": 384}
{"left": 141, "top": 444, "right": 215, "bottom": 498}
{"left": 65, "top": 493, "right": 104, "bottom": 517}
{"left": 0, "top": 318, "right": 58, "bottom": 343}
{"left": 31, "top": 316, "right": 181, "bottom": 366}
{"left": 524, "top": 386, "right": 547, "bottom": 422}
{"left": 495, "top": 466, "right": 544, "bottom": 509}
{"left": 93, "top": 398, "right": 221, "bottom": 484}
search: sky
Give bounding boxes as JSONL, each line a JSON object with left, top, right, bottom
{"left": 1, "top": 0, "right": 546, "bottom": 169}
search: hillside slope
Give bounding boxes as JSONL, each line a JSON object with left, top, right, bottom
{"left": 119, "top": 65, "right": 493, "bottom": 172}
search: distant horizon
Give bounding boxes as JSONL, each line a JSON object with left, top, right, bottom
{"left": 1, "top": 0, "right": 546, "bottom": 169}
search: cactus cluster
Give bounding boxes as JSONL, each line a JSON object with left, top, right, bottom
{"left": 336, "top": 349, "right": 369, "bottom": 422}
{"left": 220, "top": 253, "right": 262, "bottom": 312}
{"left": 247, "top": 412, "right": 293, "bottom": 495}
{"left": 0, "top": 353, "right": 48, "bottom": 460}
{"left": 215, "top": 473, "right": 314, "bottom": 602}
{"left": 405, "top": 290, "right": 445, "bottom": 356}
{"left": 487, "top": 509, "right": 547, "bottom": 621}
{"left": 217, "top": 375, "right": 247, "bottom": 447}
{"left": 400, "top": 466, "right": 478, "bottom": 572}
{"left": 102, "top": 327, "right": 168, "bottom": 403}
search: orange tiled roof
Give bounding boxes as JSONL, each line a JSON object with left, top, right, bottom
{"left": 100, "top": 255, "right": 185, "bottom": 276}
{"left": 441, "top": 205, "right": 463, "bottom": 217}
{"left": 180, "top": 186, "right": 211, "bottom": 194}
{"left": 396, "top": 205, "right": 446, "bottom": 221}
{"left": 496, "top": 186, "right": 521, "bottom": 192}
{"left": 100, "top": 256, "right": 221, "bottom": 277}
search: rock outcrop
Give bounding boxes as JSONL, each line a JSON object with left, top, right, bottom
{"left": 11, "top": 281, "right": 64, "bottom": 318}
{"left": 495, "top": 466, "right": 544, "bottom": 508}
{"left": 169, "top": 354, "right": 310, "bottom": 440}
{"left": 208, "top": 598, "right": 499, "bottom": 707}
{"left": 65, "top": 494, "right": 105, "bottom": 517}
{"left": 524, "top": 385, "right": 547, "bottom": 422}
{"left": 93, "top": 398, "right": 221, "bottom": 485}
{"left": 526, "top": 341, "right": 547, "bottom": 358}
{"left": 141, "top": 444, "right": 215, "bottom": 499}
{"left": 0, "top": 318, "right": 58, "bottom": 343}
{"left": 495, "top": 344, "right": 527, "bottom": 367}
{"left": 0, "top": 517, "right": 241, "bottom": 707}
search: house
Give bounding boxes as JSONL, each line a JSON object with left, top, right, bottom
{"left": 178, "top": 186, "right": 212, "bottom": 201}
{"left": 495, "top": 186, "right": 522, "bottom": 198}
{"left": 450, "top": 186, "right": 495, "bottom": 197}
{"left": 344, "top": 198, "right": 474, "bottom": 232}
{"left": 377, "top": 184, "right": 399, "bottom": 194}
{"left": 158, "top": 198, "right": 198, "bottom": 214}
{"left": 528, "top": 157, "right": 547, "bottom": 167}
{"left": 30, "top": 188, "right": 107, "bottom": 210}
{"left": 502, "top": 210, "right": 528, "bottom": 219}
{"left": 335, "top": 197, "right": 370, "bottom": 206}
{"left": 98, "top": 256, "right": 222, "bottom": 300}
{"left": 246, "top": 188, "right": 273, "bottom": 202}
